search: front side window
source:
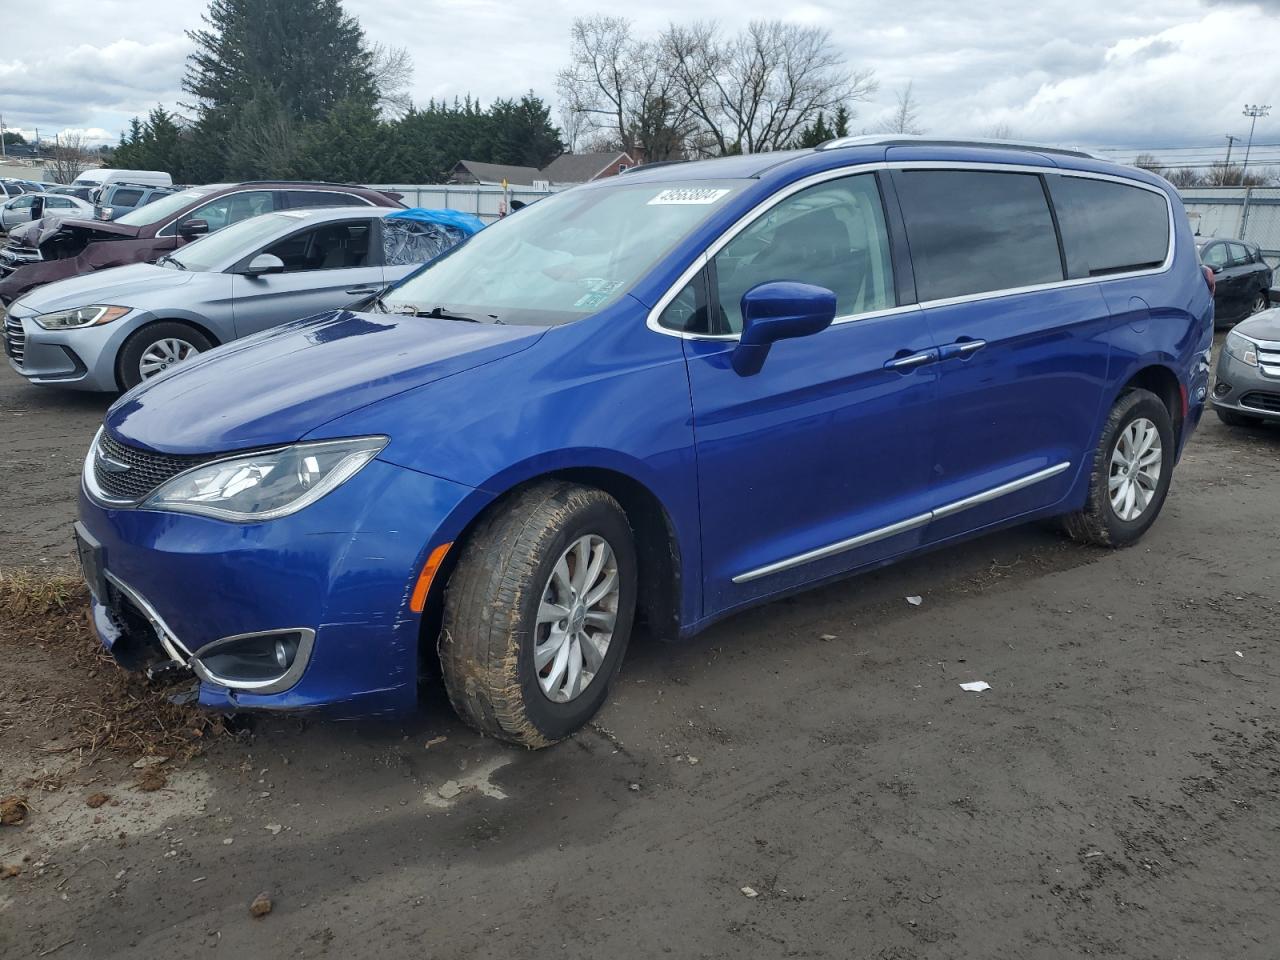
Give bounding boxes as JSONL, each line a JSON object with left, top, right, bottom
{"left": 1051, "top": 176, "right": 1170, "bottom": 277}
{"left": 10, "top": 195, "right": 34, "bottom": 210}
{"left": 184, "top": 190, "right": 276, "bottom": 232}
{"left": 382, "top": 179, "right": 745, "bottom": 326}
{"left": 1201, "top": 243, "right": 1229, "bottom": 269}
{"left": 895, "top": 170, "right": 1064, "bottom": 302}
{"left": 262, "top": 220, "right": 374, "bottom": 272}
{"left": 707, "top": 174, "right": 894, "bottom": 334}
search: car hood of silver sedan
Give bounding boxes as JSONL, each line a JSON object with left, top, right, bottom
{"left": 1234, "top": 308, "right": 1280, "bottom": 343}
{"left": 11, "top": 262, "right": 194, "bottom": 316}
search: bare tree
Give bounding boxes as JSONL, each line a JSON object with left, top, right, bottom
{"left": 557, "top": 16, "right": 634, "bottom": 152}
{"left": 47, "top": 132, "right": 90, "bottom": 184}
{"left": 371, "top": 43, "right": 414, "bottom": 119}
{"left": 983, "top": 122, "right": 1015, "bottom": 140}
{"left": 661, "top": 20, "right": 875, "bottom": 156}
{"left": 877, "top": 81, "right": 923, "bottom": 135}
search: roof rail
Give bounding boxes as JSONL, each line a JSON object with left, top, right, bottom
{"left": 815, "top": 134, "right": 1097, "bottom": 160}
{"left": 235, "top": 179, "right": 371, "bottom": 188}
{"left": 619, "top": 160, "right": 689, "bottom": 174}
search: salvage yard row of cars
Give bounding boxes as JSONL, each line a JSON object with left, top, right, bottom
{"left": 3, "top": 138, "right": 1278, "bottom": 750}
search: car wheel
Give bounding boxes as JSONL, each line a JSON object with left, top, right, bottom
{"left": 439, "top": 482, "right": 637, "bottom": 748}
{"left": 1215, "top": 405, "right": 1261, "bottom": 427}
{"left": 1063, "top": 388, "right": 1175, "bottom": 548}
{"left": 115, "top": 322, "right": 212, "bottom": 390}
{"left": 1251, "top": 290, "right": 1269, "bottom": 315}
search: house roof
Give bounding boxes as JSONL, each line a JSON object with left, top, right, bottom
{"left": 453, "top": 159, "right": 542, "bottom": 186}
{"left": 540, "top": 151, "right": 633, "bottom": 184}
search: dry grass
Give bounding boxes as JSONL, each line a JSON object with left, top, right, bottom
{"left": 0, "top": 570, "right": 227, "bottom": 790}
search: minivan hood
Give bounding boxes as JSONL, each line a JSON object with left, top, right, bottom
{"left": 14, "top": 262, "right": 191, "bottom": 314}
{"left": 105, "top": 310, "right": 546, "bottom": 454}
{"left": 1235, "top": 308, "right": 1280, "bottom": 343}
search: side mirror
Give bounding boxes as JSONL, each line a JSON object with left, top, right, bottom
{"left": 178, "top": 218, "right": 210, "bottom": 239}
{"left": 242, "top": 253, "right": 285, "bottom": 277}
{"left": 1212, "top": 264, "right": 1224, "bottom": 275}
{"left": 731, "top": 281, "right": 837, "bottom": 377}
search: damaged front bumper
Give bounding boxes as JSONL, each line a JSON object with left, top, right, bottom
{"left": 76, "top": 456, "right": 479, "bottom": 716}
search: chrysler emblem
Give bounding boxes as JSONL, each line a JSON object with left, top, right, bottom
{"left": 96, "top": 446, "right": 131, "bottom": 474}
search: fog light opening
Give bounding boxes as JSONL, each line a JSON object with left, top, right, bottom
{"left": 1214, "top": 382, "right": 1232, "bottom": 398}
{"left": 191, "top": 628, "right": 313, "bottom": 691}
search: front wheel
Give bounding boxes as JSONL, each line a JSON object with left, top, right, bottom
{"left": 1063, "top": 388, "right": 1175, "bottom": 548}
{"left": 439, "top": 482, "right": 637, "bottom": 748}
{"left": 116, "top": 321, "right": 212, "bottom": 390}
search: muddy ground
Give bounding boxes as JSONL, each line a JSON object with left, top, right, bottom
{"left": 1, "top": 368, "right": 1278, "bottom": 960}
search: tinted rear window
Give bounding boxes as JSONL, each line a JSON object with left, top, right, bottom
{"left": 894, "top": 170, "right": 1064, "bottom": 302}
{"left": 1049, "top": 176, "right": 1169, "bottom": 278}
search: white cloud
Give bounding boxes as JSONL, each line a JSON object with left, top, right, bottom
{"left": 0, "top": 0, "right": 1274, "bottom": 160}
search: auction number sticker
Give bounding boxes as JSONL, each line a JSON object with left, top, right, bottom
{"left": 648, "top": 188, "right": 730, "bottom": 205}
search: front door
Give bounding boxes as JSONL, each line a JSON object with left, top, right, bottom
{"left": 231, "top": 218, "right": 385, "bottom": 337}
{"left": 677, "top": 172, "right": 939, "bottom": 615}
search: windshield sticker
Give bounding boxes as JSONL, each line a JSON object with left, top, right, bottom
{"left": 574, "top": 291, "right": 611, "bottom": 310}
{"left": 578, "top": 278, "right": 624, "bottom": 294}
{"left": 648, "top": 188, "right": 730, "bottom": 206}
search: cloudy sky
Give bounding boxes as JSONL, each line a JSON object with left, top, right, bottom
{"left": 2, "top": 0, "right": 1278, "bottom": 171}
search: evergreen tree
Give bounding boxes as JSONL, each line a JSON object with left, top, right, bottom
{"left": 488, "top": 94, "right": 564, "bottom": 168}
{"left": 794, "top": 111, "right": 834, "bottom": 148}
{"left": 833, "top": 105, "right": 851, "bottom": 138}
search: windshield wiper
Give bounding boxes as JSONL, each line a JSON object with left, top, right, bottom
{"left": 379, "top": 301, "right": 502, "bottom": 324}
{"left": 156, "top": 253, "right": 186, "bottom": 271}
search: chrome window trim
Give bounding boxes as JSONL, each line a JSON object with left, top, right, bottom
{"left": 647, "top": 160, "right": 1177, "bottom": 341}
{"left": 156, "top": 188, "right": 375, "bottom": 238}
{"left": 189, "top": 627, "right": 317, "bottom": 694}
{"left": 732, "top": 461, "right": 1071, "bottom": 584}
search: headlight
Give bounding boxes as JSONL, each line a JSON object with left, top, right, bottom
{"left": 1225, "top": 331, "right": 1258, "bottom": 367}
{"left": 34, "top": 304, "right": 131, "bottom": 330}
{"left": 142, "top": 436, "right": 387, "bottom": 522}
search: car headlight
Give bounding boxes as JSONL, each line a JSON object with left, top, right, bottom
{"left": 1225, "top": 331, "right": 1258, "bottom": 367}
{"left": 34, "top": 304, "right": 131, "bottom": 330}
{"left": 141, "top": 436, "right": 387, "bottom": 522}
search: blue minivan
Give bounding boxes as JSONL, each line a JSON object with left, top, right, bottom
{"left": 74, "top": 137, "right": 1213, "bottom": 746}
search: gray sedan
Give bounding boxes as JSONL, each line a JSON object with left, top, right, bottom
{"left": 1213, "top": 307, "right": 1280, "bottom": 425}
{"left": 4, "top": 207, "right": 459, "bottom": 391}
{"left": 1, "top": 192, "right": 95, "bottom": 232}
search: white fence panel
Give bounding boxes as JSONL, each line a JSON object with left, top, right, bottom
{"left": 1180, "top": 187, "right": 1280, "bottom": 271}
{"left": 367, "top": 183, "right": 559, "bottom": 222}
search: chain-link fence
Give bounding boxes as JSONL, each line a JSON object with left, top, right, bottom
{"left": 1181, "top": 187, "right": 1280, "bottom": 274}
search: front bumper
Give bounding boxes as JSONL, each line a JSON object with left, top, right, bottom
{"left": 4, "top": 303, "right": 143, "bottom": 391}
{"left": 1213, "top": 339, "right": 1280, "bottom": 422}
{"left": 77, "top": 455, "right": 482, "bottom": 716}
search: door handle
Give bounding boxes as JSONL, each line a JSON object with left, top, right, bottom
{"left": 939, "top": 338, "right": 987, "bottom": 361}
{"left": 884, "top": 349, "right": 939, "bottom": 371}
{"left": 345, "top": 286, "right": 379, "bottom": 295}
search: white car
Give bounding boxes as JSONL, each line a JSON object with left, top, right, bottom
{"left": 1, "top": 193, "right": 95, "bottom": 233}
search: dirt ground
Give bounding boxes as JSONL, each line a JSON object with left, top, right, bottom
{"left": 1, "top": 365, "right": 1279, "bottom": 960}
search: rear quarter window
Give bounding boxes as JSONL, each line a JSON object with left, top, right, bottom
{"left": 1048, "top": 176, "right": 1170, "bottom": 278}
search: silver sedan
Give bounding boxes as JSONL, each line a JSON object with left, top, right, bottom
{"left": 1, "top": 192, "right": 95, "bottom": 232}
{"left": 5, "top": 206, "right": 470, "bottom": 391}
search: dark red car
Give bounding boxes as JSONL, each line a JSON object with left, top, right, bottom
{"left": 0, "top": 181, "right": 402, "bottom": 304}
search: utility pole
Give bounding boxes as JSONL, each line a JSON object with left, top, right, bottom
{"left": 1241, "top": 104, "right": 1271, "bottom": 183}
{"left": 0, "top": 111, "right": 6, "bottom": 160}
{"left": 1222, "top": 134, "right": 1239, "bottom": 184}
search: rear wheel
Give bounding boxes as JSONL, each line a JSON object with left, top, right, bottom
{"left": 1063, "top": 388, "right": 1174, "bottom": 548}
{"left": 1251, "top": 290, "right": 1269, "bottom": 315}
{"left": 439, "top": 482, "right": 637, "bottom": 748}
{"left": 116, "top": 321, "right": 212, "bottom": 390}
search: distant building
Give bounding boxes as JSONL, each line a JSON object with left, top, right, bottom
{"left": 449, "top": 151, "right": 636, "bottom": 188}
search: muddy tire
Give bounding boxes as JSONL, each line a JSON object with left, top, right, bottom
{"left": 115, "top": 321, "right": 212, "bottom": 391}
{"left": 439, "top": 482, "right": 637, "bottom": 748}
{"left": 1215, "top": 406, "right": 1261, "bottom": 428}
{"left": 1063, "top": 388, "right": 1175, "bottom": 548}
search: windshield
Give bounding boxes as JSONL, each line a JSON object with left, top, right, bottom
{"left": 382, "top": 180, "right": 745, "bottom": 325}
{"left": 168, "top": 211, "right": 301, "bottom": 272}
{"left": 116, "top": 188, "right": 216, "bottom": 228}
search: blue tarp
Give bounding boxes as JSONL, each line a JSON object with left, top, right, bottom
{"left": 387, "top": 207, "right": 486, "bottom": 235}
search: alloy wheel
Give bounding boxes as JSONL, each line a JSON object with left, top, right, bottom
{"left": 1108, "top": 417, "right": 1163, "bottom": 522}
{"left": 138, "top": 338, "right": 199, "bottom": 380}
{"left": 534, "top": 534, "right": 620, "bottom": 703}
{"left": 1252, "top": 293, "right": 1268, "bottom": 314}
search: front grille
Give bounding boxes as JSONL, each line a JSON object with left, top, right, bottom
{"left": 3, "top": 308, "right": 23, "bottom": 366}
{"left": 93, "top": 431, "right": 216, "bottom": 502}
{"left": 1257, "top": 345, "right": 1280, "bottom": 379}
{"left": 1239, "top": 391, "right": 1280, "bottom": 414}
